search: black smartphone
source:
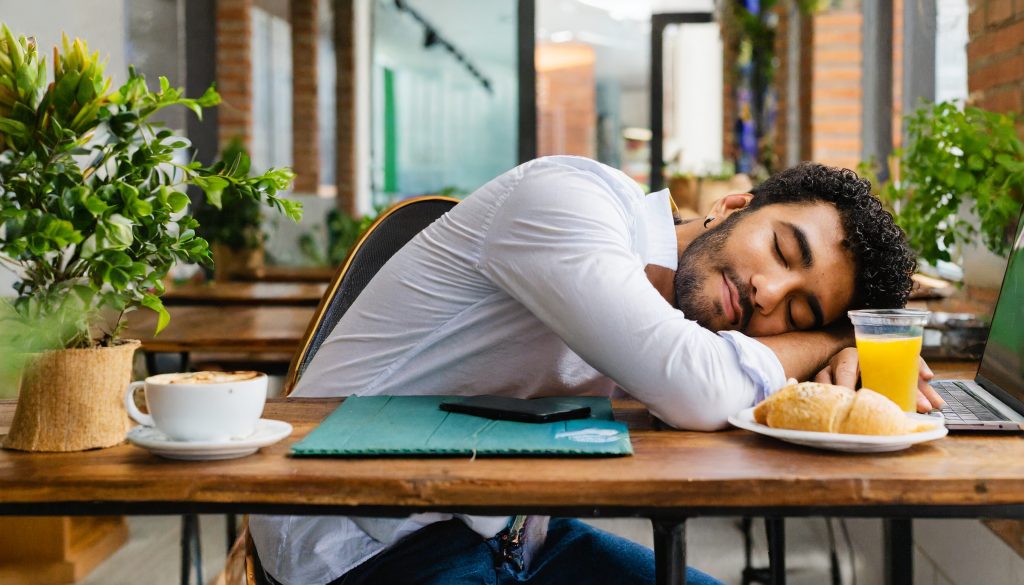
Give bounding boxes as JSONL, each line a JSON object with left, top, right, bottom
{"left": 439, "top": 396, "right": 591, "bottom": 423}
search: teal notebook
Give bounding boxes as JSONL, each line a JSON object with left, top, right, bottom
{"left": 291, "top": 395, "right": 633, "bottom": 457}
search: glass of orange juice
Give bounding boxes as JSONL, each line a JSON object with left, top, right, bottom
{"left": 848, "top": 309, "right": 931, "bottom": 412}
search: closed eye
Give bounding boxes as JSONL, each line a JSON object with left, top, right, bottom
{"left": 773, "top": 232, "right": 788, "bottom": 268}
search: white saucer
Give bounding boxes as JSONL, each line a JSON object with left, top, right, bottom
{"left": 126, "top": 419, "right": 293, "bottom": 460}
{"left": 728, "top": 407, "right": 947, "bottom": 453}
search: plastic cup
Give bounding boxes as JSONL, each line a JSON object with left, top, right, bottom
{"left": 847, "top": 309, "right": 931, "bottom": 412}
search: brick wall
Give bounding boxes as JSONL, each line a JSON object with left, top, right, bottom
{"left": 892, "top": 0, "right": 904, "bottom": 148}
{"left": 215, "top": 0, "right": 253, "bottom": 152}
{"left": 536, "top": 43, "right": 596, "bottom": 158}
{"left": 290, "top": 0, "right": 320, "bottom": 192}
{"left": 771, "top": 2, "right": 814, "bottom": 169}
{"left": 335, "top": 0, "right": 357, "bottom": 214}
{"left": 968, "top": 0, "right": 1024, "bottom": 134}
{"left": 809, "top": 8, "right": 863, "bottom": 170}
{"left": 798, "top": 14, "right": 813, "bottom": 162}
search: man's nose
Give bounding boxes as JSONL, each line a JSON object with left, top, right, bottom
{"left": 751, "top": 271, "right": 799, "bottom": 315}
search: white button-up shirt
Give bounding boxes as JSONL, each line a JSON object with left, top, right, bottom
{"left": 250, "top": 156, "right": 786, "bottom": 585}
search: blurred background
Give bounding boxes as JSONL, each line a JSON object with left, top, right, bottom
{"left": 1, "top": 0, "right": 1007, "bottom": 282}
{"left": 0, "top": 2, "right": 1022, "bottom": 584}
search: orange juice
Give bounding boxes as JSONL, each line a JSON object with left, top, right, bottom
{"left": 855, "top": 335, "right": 922, "bottom": 412}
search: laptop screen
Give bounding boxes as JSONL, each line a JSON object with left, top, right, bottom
{"left": 977, "top": 209, "right": 1024, "bottom": 407}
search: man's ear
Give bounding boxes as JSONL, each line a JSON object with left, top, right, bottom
{"left": 708, "top": 193, "right": 754, "bottom": 221}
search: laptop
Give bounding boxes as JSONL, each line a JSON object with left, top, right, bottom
{"left": 931, "top": 208, "right": 1024, "bottom": 431}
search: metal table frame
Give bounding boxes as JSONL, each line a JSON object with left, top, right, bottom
{"left": 5, "top": 501, "right": 1022, "bottom": 585}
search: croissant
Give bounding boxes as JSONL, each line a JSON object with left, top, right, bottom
{"left": 754, "top": 382, "right": 932, "bottom": 435}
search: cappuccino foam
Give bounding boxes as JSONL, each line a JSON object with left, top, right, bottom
{"left": 162, "top": 371, "right": 262, "bottom": 385}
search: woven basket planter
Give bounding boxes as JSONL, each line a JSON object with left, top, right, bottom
{"left": 3, "top": 340, "right": 140, "bottom": 452}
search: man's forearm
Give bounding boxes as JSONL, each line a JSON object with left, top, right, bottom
{"left": 755, "top": 326, "right": 855, "bottom": 382}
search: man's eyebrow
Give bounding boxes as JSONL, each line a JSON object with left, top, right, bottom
{"left": 784, "top": 222, "right": 814, "bottom": 268}
{"left": 807, "top": 294, "right": 824, "bottom": 329}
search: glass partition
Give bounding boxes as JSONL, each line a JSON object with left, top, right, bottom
{"left": 370, "top": 0, "right": 519, "bottom": 206}
{"left": 536, "top": 1, "right": 650, "bottom": 186}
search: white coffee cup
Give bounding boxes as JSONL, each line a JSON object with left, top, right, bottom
{"left": 124, "top": 371, "right": 268, "bottom": 442}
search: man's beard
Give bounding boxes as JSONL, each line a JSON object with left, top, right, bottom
{"left": 674, "top": 213, "right": 753, "bottom": 332}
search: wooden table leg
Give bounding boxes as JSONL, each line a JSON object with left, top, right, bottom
{"left": 884, "top": 518, "right": 913, "bottom": 585}
{"left": 653, "top": 518, "right": 687, "bottom": 585}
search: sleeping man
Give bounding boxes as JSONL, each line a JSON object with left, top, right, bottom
{"left": 251, "top": 156, "right": 943, "bottom": 585}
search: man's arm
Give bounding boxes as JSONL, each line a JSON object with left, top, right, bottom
{"left": 646, "top": 263, "right": 855, "bottom": 385}
{"left": 754, "top": 326, "right": 854, "bottom": 382}
{"left": 764, "top": 332, "right": 946, "bottom": 412}
{"left": 478, "top": 165, "right": 782, "bottom": 431}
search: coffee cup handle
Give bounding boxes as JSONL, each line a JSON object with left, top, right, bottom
{"left": 124, "top": 381, "right": 155, "bottom": 427}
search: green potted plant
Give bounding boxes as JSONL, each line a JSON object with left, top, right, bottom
{"left": 298, "top": 207, "right": 378, "bottom": 267}
{"left": 865, "top": 101, "right": 1024, "bottom": 287}
{"left": 194, "top": 137, "right": 266, "bottom": 281}
{"left": 0, "top": 25, "right": 301, "bottom": 451}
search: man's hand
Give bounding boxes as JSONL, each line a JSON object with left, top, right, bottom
{"left": 814, "top": 346, "right": 859, "bottom": 388}
{"left": 756, "top": 326, "right": 855, "bottom": 383}
{"left": 915, "top": 358, "right": 945, "bottom": 413}
{"left": 812, "top": 348, "right": 946, "bottom": 413}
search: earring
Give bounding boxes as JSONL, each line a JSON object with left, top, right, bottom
{"left": 703, "top": 216, "right": 715, "bottom": 229}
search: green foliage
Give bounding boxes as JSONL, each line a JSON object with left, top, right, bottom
{"left": 862, "top": 101, "right": 1024, "bottom": 265}
{"left": 725, "top": 0, "right": 822, "bottom": 175}
{"left": 328, "top": 207, "right": 379, "bottom": 265}
{"left": 0, "top": 24, "right": 302, "bottom": 348}
{"left": 667, "top": 161, "right": 736, "bottom": 182}
{"left": 0, "top": 299, "right": 88, "bottom": 396}
{"left": 297, "top": 206, "right": 384, "bottom": 267}
{"left": 193, "top": 138, "right": 267, "bottom": 250}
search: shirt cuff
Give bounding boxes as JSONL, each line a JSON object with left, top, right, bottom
{"left": 717, "top": 331, "right": 788, "bottom": 404}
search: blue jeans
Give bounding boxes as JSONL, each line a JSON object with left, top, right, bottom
{"left": 330, "top": 517, "right": 723, "bottom": 585}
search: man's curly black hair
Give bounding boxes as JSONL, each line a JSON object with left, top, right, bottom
{"left": 747, "top": 162, "right": 917, "bottom": 310}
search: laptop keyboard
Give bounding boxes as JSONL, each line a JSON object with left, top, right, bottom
{"left": 933, "top": 380, "right": 1009, "bottom": 423}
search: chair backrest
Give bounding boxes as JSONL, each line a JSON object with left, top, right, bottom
{"left": 282, "top": 195, "right": 459, "bottom": 396}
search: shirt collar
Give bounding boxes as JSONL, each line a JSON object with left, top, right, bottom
{"left": 640, "top": 188, "right": 679, "bottom": 271}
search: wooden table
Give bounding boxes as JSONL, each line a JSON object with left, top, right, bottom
{"left": 123, "top": 305, "right": 314, "bottom": 375}
{"left": 238, "top": 265, "right": 338, "bottom": 283}
{"left": 2, "top": 363, "right": 1022, "bottom": 585}
{"left": 123, "top": 305, "right": 314, "bottom": 355}
{"left": 162, "top": 282, "right": 327, "bottom": 307}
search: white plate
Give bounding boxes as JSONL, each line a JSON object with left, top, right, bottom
{"left": 728, "top": 407, "right": 947, "bottom": 453}
{"left": 126, "top": 419, "right": 293, "bottom": 460}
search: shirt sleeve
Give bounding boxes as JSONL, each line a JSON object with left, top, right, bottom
{"left": 477, "top": 161, "right": 784, "bottom": 430}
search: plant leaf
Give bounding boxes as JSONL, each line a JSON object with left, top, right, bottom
{"left": 104, "top": 214, "right": 134, "bottom": 249}
{"left": 167, "top": 191, "right": 189, "bottom": 213}
{"left": 140, "top": 294, "right": 170, "bottom": 334}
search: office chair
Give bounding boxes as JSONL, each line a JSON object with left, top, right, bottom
{"left": 282, "top": 195, "right": 460, "bottom": 397}
{"left": 240, "top": 195, "right": 459, "bottom": 585}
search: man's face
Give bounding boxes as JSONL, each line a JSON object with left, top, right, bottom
{"left": 675, "top": 201, "right": 856, "bottom": 336}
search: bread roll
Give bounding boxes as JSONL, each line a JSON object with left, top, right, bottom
{"left": 754, "top": 382, "right": 854, "bottom": 432}
{"left": 839, "top": 388, "right": 934, "bottom": 435}
{"left": 754, "top": 382, "right": 931, "bottom": 435}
